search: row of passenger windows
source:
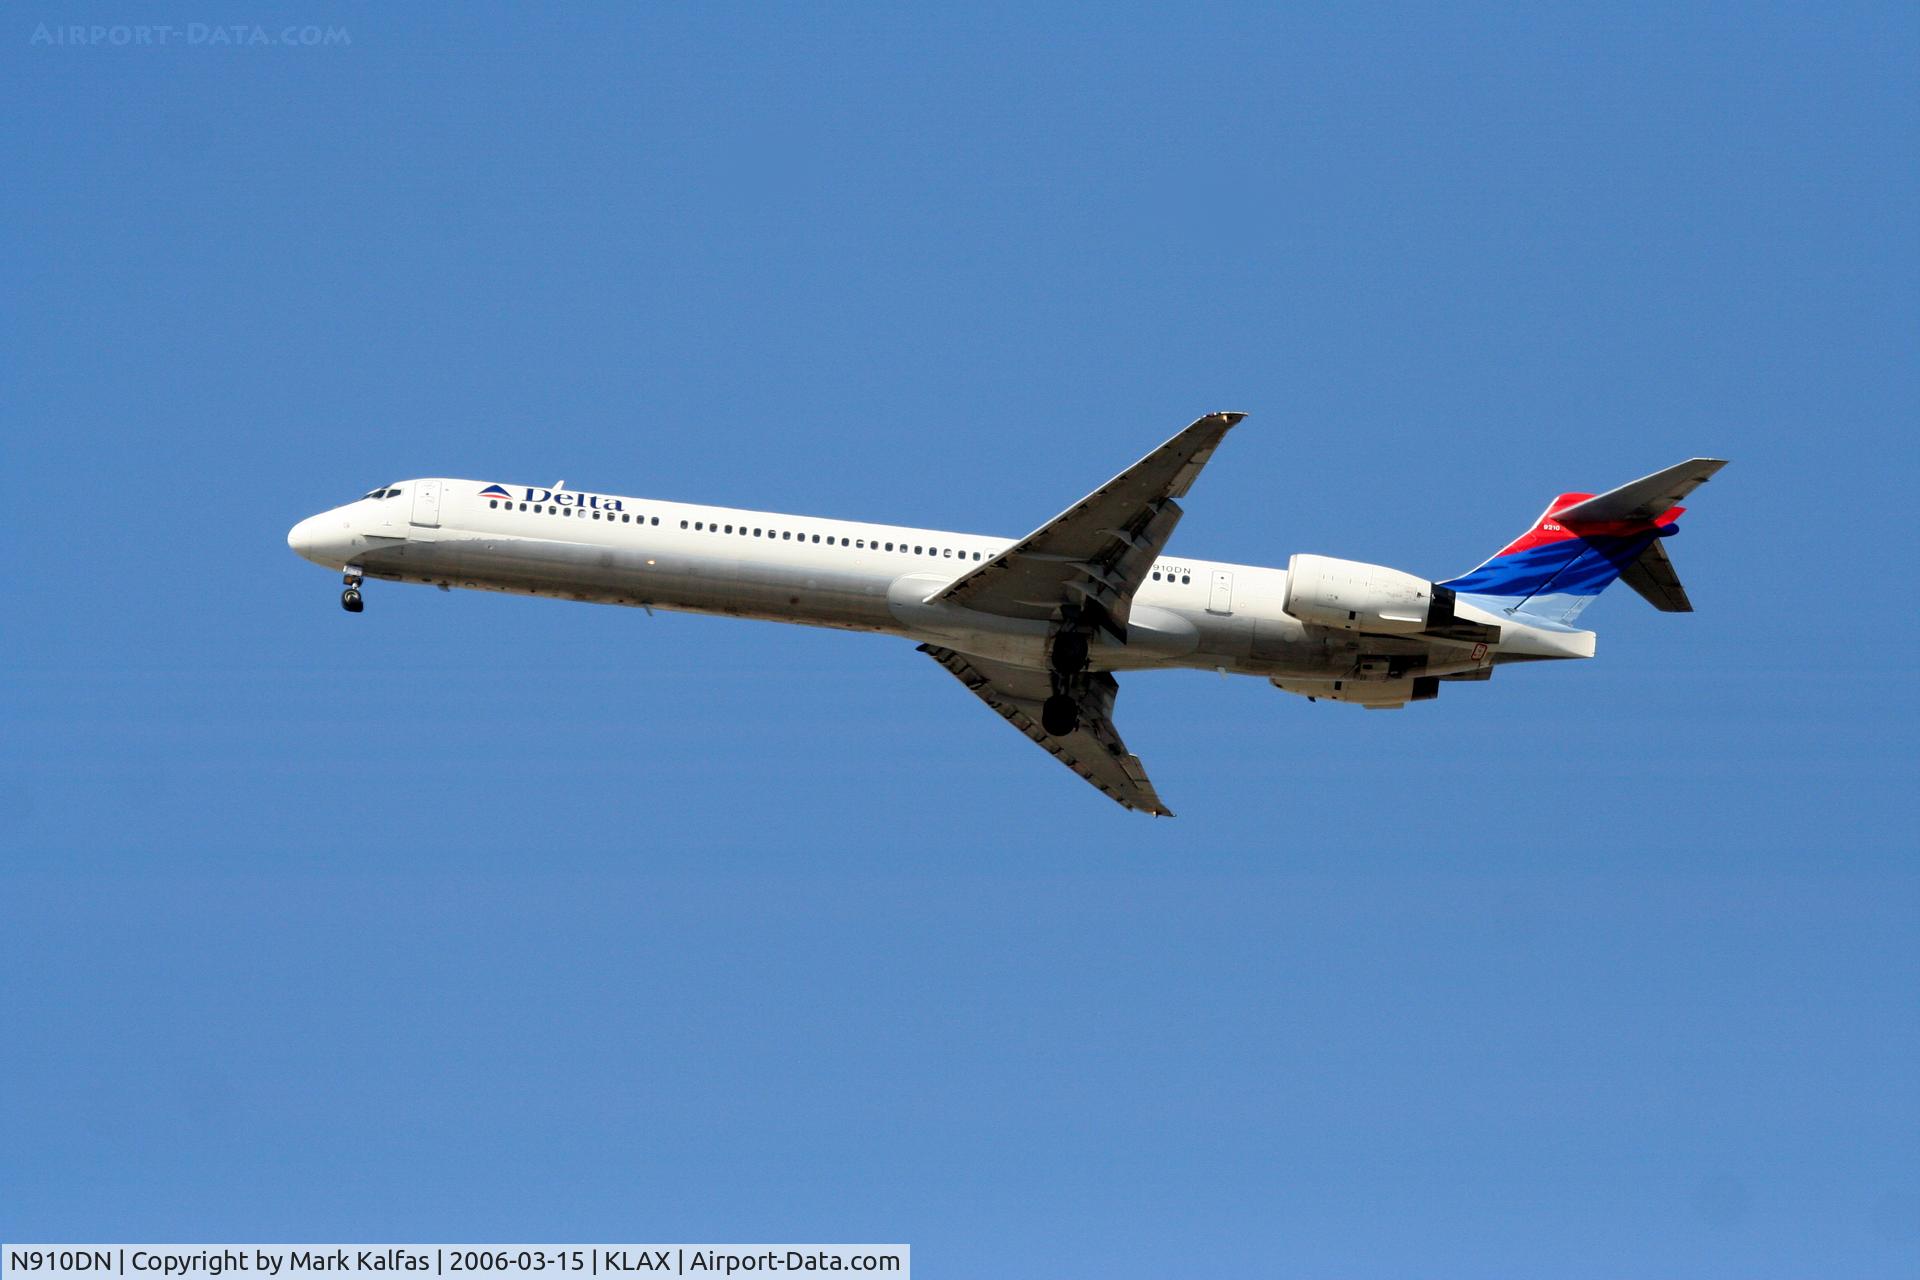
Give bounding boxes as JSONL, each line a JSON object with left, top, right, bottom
{"left": 489, "top": 499, "right": 661, "bottom": 525}
{"left": 681, "top": 518, "right": 987, "bottom": 560}
{"left": 488, "top": 496, "right": 984, "bottom": 558}
{"left": 487, "top": 496, "right": 1194, "bottom": 582}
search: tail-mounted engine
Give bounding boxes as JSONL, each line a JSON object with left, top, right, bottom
{"left": 1280, "top": 554, "right": 1459, "bottom": 634}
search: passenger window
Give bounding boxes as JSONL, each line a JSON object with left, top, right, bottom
{"left": 681, "top": 520, "right": 689, "bottom": 529}
{"left": 1182, "top": 575, "right": 1191, "bottom": 584}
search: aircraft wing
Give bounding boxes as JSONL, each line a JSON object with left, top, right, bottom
{"left": 918, "top": 644, "right": 1173, "bottom": 816}
{"left": 934, "top": 411, "right": 1248, "bottom": 635}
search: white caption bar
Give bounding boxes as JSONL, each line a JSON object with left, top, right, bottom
{"left": 2, "top": 1248, "right": 908, "bottom": 1280}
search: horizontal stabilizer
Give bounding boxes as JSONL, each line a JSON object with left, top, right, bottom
{"left": 1556, "top": 458, "right": 1727, "bottom": 523}
{"left": 1619, "top": 538, "right": 1693, "bottom": 612}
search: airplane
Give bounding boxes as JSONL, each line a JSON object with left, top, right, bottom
{"left": 287, "top": 413, "right": 1725, "bottom": 816}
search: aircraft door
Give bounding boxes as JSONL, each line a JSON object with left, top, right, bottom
{"left": 1208, "top": 570, "right": 1234, "bottom": 615}
{"left": 411, "top": 480, "right": 442, "bottom": 528}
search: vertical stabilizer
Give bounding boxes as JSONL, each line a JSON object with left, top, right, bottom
{"left": 1441, "top": 459, "right": 1725, "bottom": 625}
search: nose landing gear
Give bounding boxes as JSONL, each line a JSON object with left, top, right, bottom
{"left": 341, "top": 569, "right": 364, "bottom": 613}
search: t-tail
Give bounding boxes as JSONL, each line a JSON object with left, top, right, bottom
{"left": 1441, "top": 458, "right": 1728, "bottom": 627}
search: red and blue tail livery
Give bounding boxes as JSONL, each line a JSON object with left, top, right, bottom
{"left": 1441, "top": 458, "right": 1726, "bottom": 625}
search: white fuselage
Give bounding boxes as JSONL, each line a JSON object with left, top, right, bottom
{"left": 288, "top": 478, "right": 1589, "bottom": 687}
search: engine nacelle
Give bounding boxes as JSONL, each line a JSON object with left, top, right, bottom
{"left": 1281, "top": 554, "right": 1453, "bottom": 634}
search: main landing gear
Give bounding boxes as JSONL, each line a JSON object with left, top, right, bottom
{"left": 1042, "top": 627, "right": 1090, "bottom": 737}
{"left": 341, "top": 569, "right": 364, "bottom": 613}
{"left": 1041, "top": 694, "right": 1080, "bottom": 737}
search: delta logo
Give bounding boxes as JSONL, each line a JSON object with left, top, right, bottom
{"left": 481, "top": 482, "right": 625, "bottom": 512}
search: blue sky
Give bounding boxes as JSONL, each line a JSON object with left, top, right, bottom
{"left": 3, "top": 3, "right": 1916, "bottom": 1275}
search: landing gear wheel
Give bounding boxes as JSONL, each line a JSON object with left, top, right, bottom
{"left": 341, "top": 588, "right": 364, "bottom": 613}
{"left": 1041, "top": 694, "right": 1080, "bottom": 737}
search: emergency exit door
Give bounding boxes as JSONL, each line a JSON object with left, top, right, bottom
{"left": 411, "top": 479, "right": 442, "bottom": 527}
{"left": 1208, "top": 570, "right": 1234, "bottom": 615}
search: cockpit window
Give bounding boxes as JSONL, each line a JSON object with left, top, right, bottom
{"left": 360, "top": 486, "right": 404, "bottom": 500}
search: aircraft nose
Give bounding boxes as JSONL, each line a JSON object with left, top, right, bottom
{"left": 287, "top": 515, "right": 318, "bottom": 558}
{"left": 288, "top": 510, "right": 362, "bottom": 569}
